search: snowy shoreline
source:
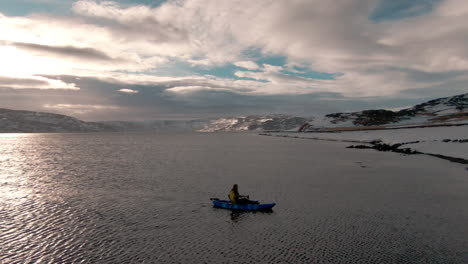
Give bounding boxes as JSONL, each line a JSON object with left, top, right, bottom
{"left": 261, "top": 125, "right": 468, "bottom": 165}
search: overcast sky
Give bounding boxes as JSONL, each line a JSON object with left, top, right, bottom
{"left": 0, "top": 0, "right": 467, "bottom": 121}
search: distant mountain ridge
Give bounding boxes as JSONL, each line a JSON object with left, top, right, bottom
{"left": 100, "top": 120, "right": 207, "bottom": 132}
{"left": 0, "top": 93, "right": 466, "bottom": 133}
{"left": 0, "top": 109, "right": 309, "bottom": 133}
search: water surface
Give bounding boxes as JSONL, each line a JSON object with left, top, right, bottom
{"left": 0, "top": 132, "right": 467, "bottom": 263}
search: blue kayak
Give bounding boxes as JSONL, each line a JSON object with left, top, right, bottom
{"left": 212, "top": 199, "right": 276, "bottom": 211}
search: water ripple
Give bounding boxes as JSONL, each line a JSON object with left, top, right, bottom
{"left": 0, "top": 133, "right": 467, "bottom": 263}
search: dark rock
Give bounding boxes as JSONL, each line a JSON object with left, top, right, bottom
{"left": 401, "top": 140, "right": 420, "bottom": 145}
{"left": 353, "top": 109, "right": 400, "bottom": 126}
{"left": 346, "top": 145, "right": 372, "bottom": 149}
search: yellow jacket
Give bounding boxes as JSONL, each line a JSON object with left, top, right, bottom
{"left": 229, "top": 189, "right": 238, "bottom": 203}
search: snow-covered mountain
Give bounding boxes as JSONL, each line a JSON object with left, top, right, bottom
{"left": 198, "top": 115, "right": 308, "bottom": 132}
{"left": 306, "top": 93, "right": 468, "bottom": 130}
{"left": 1, "top": 93, "right": 466, "bottom": 133}
{"left": 102, "top": 115, "right": 307, "bottom": 132}
{"left": 0, "top": 108, "right": 116, "bottom": 133}
{"left": 201, "top": 93, "right": 468, "bottom": 132}
{"left": 0, "top": 110, "right": 307, "bottom": 133}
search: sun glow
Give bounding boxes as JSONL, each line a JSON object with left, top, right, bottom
{"left": 0, "top": 45, "right": 79, "bottom": 90}
{"left": 0, "top": 45, "right": 65, "bottom": 76}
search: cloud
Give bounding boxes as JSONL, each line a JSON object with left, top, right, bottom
{"left": 0, "top": 75, "right": 79, "bottom": 90}
{"left": 44, "top": 103, "right": 121, "bottom": 109}
{"left": 164, "top": 85, "right": 239, "bottom": 95}
{"left": 72, "top": 0, "right": 189, "bottom": 44}
{"left": 0, "top": 74, "right": 438, "bottom": 122}
{"left": 7, "top": 41, "right": 117, "bottom": 62}
{"left": 67, "top": 0, "right": 468, "bottom": 96}
{"left": 234, "top": 61, "right": 260, "bottom": 70}
{"left": 0, "top": 11, "right": 168, "bottom": 77}
{"left": 1, "top": 0, "right": 468, "bottom": 120}
{"left": 43, "top": 103, "right": 121, "bottom": 114}
{"left": 118, "top": 88, "right": 139, "bottom": 94}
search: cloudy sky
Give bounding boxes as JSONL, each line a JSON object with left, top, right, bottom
{"left": 0, "top": 0, "right": 467, "bottom": 120}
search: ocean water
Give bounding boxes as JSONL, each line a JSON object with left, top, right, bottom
{"left": 0, "top": 132, "right": 467, "bottom": 263}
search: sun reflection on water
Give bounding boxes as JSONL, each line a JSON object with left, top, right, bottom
{"left": 0, "top": 133, "right": 43, "bottom": 202}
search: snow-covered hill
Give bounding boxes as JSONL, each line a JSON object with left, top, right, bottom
{"left": 0, "top": 109, "right": 115, "bottom": 133}
{"left": 306, "top": 93, "right": 468, "bottom": 130}
{"left": 199, "top": 93, "right": 468, "bottom": 132}
{"left": 198, "top": 115, "right": 308, "bottom": 132}
{"left": 101, "top": 115, "right": 307, "bottom": 132}
{"left": 1, "top": 93, "right": 466, "bottom": 133}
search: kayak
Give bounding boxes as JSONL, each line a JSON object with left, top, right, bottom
{"left": 212, "top": 199, "right": 276, "bottom": 211}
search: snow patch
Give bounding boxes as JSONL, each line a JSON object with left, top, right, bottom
{"left": 270, "top": 125, "right": 468, "bottom": 160}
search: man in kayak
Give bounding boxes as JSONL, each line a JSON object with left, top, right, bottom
{"left": 229, "top": 184, "right": 259, "bottom": 204}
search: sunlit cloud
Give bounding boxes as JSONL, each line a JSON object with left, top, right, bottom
{"left": 2, "top": 0, "right": 468, "bottom": 96}
{"left": 165, "top": 86, "right": 233, "bottom": 94}
{"left": 234, "top": 61, "right": 260, "bottom": 70}
{"left": 0, "top": 75, "right": 78, "bottom": 90}
{"left": 118, "top": 88, "right": 139, "bottom": 94}
{"left": 0, "top": 0, "right": 467, "bottom": 119}
{"left": 43, "top": 103, "right": 122, "bottom": 114}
